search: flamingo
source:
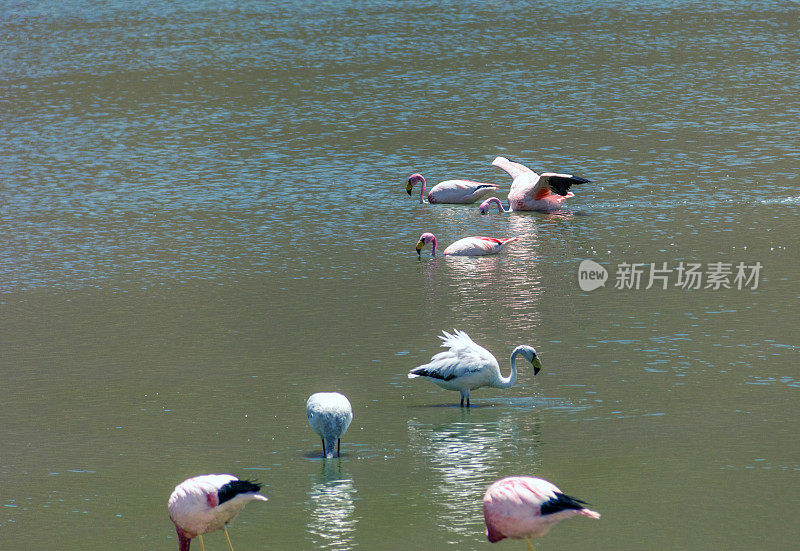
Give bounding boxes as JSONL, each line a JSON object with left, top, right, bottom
{"left": 483, "top": 476, "right": 600, "bottom": 550}
{"left": 406, "top": 173, "right": 500, "bottom": 204}
{"left": 415, "top": 232, "right": 518, "bottom": 258}
{"left": 306, "top": 392, "right": 353, "bottom": 458}
{"left": 407, "top": 329, "right": 542, "bottom": 407}
{"left": 168, "top": 474, "right": 267, "bottom": 551}
{"left": 478, "top": 197, "right": 511, "bottom": 214}
{"left": 492, "top": 156, "right": 590, "bottom": 211}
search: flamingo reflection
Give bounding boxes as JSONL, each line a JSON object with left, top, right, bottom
{"left": 305, "top": 461, "right": 358, "bottom": 550}
{"left": 407, "top": 412, "right": 542, "bottom": 538}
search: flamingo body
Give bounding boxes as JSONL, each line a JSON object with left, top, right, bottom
{"left": 168, "top": 474, "right": 267, "bottom": 551}
{"left": 483, "top": 476, "right": 600, "bottom": 544}
{"left": 306, "top": 392, "right": 353, "bottom": 458}
{"left": 492, "top": 157, "right": 589, "bottom": 211}
{"left": 408, "top": 330, "right": 542, "bottom": 407}
{"left": 407, "top": 173, "right": 500, "bottom": 204}
{"left": 415, "top": 232, "right": 518, "bottom": 257}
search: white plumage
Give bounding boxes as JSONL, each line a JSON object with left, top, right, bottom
{"left": 415, "top": 232, "right": 518, "bottom": 257}
{"left": 408, "top": 330, "right": 543, "bottom": 407}
{"left": 168, "top": 474, "right": 267, "bottom": 551}
{"left": 407, "top": 173, "right": 500, "bottom": 204}
{"left": 306, "top": 392, "right": 353, "bottom": 458}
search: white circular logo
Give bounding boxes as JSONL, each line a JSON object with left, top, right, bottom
{"left": 578, "top": 260, "right": 608, "bottom": 291}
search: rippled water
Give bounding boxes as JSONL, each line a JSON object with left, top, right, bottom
{"left": 2, "top": 1, "right": 798, "bottom": 549}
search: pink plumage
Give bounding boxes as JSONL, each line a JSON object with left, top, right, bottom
{"left": 415, "top": 232, "right": 518, "bottom": 257}
{"left": 492, "top": 156, "right": 589, "bottom": 212}
{"left": 483, "top": 476, "right": 599, "bottom": 546}
{"left": 168, "top": 474, "right": 267, "bottom": 551}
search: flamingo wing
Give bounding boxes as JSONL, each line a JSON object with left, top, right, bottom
{"left": 409, "top": 330, "right": 498, "bottom": 380}
{"left": 429, "top": 180, "right": 500, "bottom": 204}
{"left": 492, "top": 156, "right": 536, "bottom": 179}
{"left": 540, "top": 172, "right": 590, "bottom": 196}
{"left": 445, "top": 236, "right": 518, "bottom": 255}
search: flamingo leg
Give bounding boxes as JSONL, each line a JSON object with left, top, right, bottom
{"left": 337, "top": 438, "right": 341, "bottom": 457}
{"left": 198, "top": 534, "right": 206, "bottom": 551}
{"left": 525, "top": 537, "right": 536, "bottom": 551}
{"left": 223, "top": 526, "right": 235, "bottom": 551}
{"left": 321, "top": 437, "right": 325, "bottom": 456}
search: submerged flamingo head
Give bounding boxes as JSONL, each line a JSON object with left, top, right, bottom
{"left": 478, "top": 197, "right": 496, "bottom": 214}
{"left": 406, "top": 173, "right": 425, "bottom": 195}
{"left": 415, "top": 232, "right": 437, "bottom": 258}
{"left": 479, "top": 197, "right": 504, "bottom": 214}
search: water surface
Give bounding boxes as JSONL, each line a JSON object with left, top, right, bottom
{"left": 2, "top": 1, "right": 798, "bottom": 549}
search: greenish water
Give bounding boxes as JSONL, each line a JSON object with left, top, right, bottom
{"left": 2, "top": 1, "right": 799, "bottom": 549}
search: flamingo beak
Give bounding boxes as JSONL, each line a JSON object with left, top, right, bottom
{"left": 406, "top": 182, "right": 413, "bottom": 195}
{"left": 531, "top": 356, "right": 543, "bottom": 376}
{"left": 415, "top": 240, "right": 424, "bottom": 257}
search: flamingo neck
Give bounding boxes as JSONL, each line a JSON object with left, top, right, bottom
{"left": 489, "top": 197, "right": 507, "bottom": 213}
{"left": 497, "top": 349, "right": 520, "bottom": 388}
{"left": 430, "top": 235, "right": 437, "bottom": 257}
{"left": 418, "top": 176, "right": 426, "bottom": 204}
{"left": 176, "top": 528, "right": 192, "bottom": 551}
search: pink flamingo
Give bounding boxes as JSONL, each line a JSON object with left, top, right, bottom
{"left": 483, "top": 476, "right": 600, "bottom": 550}
{"left": 492, "top": 156, "right": 590, "bottom": 211}
{"left": 478, "top": 197, "right": 511, "bottom": 214}
{"left": 415, "top": 232, "right": 518, "bottom": 257}
{"left": 407, "top": 173, "right": 500, "bottom": 204}
{"left": 168, "top": 474, "right": 267, "bottom": 551}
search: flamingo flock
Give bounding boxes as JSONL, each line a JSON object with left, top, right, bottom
{"left": 166, "top": 156, "right": 598, "bottom": 549}
{"left": 409, "top": 156, "right": 590, "bottom": 258}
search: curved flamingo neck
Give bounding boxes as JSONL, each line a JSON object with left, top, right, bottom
{"left": 418, "top": 176, "right": 426, "bottom": 204}
{"left": 429, "top": 234, "right": 437, "bottom": 256}
{"left": 496, "top": 349, "right": 520, "bottom": 388}
{"left": 176, "top": 527, "right": 192, "bottom": 551}
{"left": 488, "top": 197, "right": 508, "bottom": 213}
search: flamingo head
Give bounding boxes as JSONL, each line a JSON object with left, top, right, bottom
{"left": 478, "top": 198, "right": 492, "bottom": 214}
{"left": 515, "top": 345, "right": 543, "bottom": 375}
{"left": 415, "top": 232, "right": 436, "bottom": 258}
{"left": 406, "top": 173, "right": 424, "bottom": 195}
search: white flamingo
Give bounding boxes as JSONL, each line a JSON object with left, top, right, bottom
{"left": 492, "top": 156, "right": 590, "bottom": 211}
{"left": 306, "top": 392, "right": 353, "bottom": 458}
{"left": 408, "top": 330, "right": 542, "bottom": 407}
{"left": 415, "top": 232, "right": 518, "bottom": 257}
{"left": 407, "top": 173, "right": 500, "bottom": 204}
{"left": 168, "top": 474, "right": 267, "bottom": 551}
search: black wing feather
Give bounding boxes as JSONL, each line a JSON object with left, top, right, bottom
{"left": 546, "top": 175, "right": 591, "bottom": 196}
{"left": 540, "top": 492, "right": 591, "bottom": 515}
{"left": 409, "top": 366, "right": 458, "bottom": 381}
{"left": 218, "top": 479, "right": 262, "bottom": 505}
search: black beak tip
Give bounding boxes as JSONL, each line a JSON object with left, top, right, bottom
{"left": 534, "top": 366, "right": 541, "bottom": 376}
{"left": 407, "top": 189, "right": 412, "bottom": 195}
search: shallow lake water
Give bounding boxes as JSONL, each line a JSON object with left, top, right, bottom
{"left": 2, "top": 1, "right": 799, "bottom": 549}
